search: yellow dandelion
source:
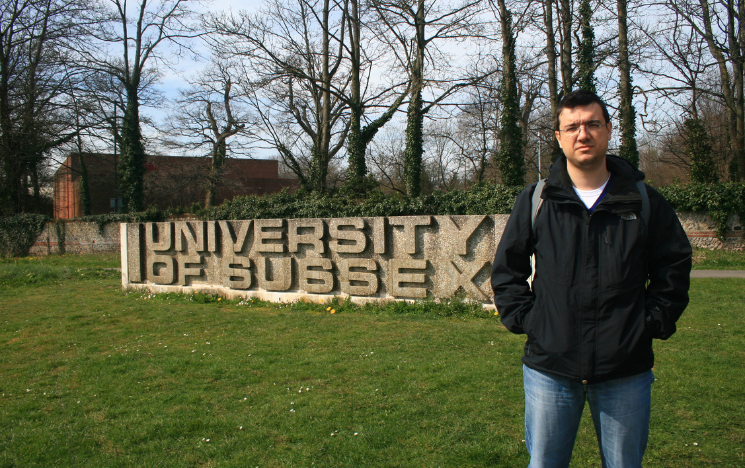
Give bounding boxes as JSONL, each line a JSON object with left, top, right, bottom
{"left": 494, "top": 311, "right": 499, "bottom": 316}
{"left": 327, "top": 307, "right": 332, "bottom": 311}
{"left": 330, "top": 309, "right": 336, "bottom": 314}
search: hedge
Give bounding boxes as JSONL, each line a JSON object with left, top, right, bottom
{"left": 204, "top": 183, "right": 524, "bottom": 220}
{"left": 657, "top": 182, "right": 745, "bottom": 237}
{"left": 2, "top": 182, "right": 743, "bottom": 257}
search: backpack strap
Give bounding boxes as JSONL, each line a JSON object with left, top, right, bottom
{"left": 531, "top": 179, "right": 546, "bottom": 232}
{"left": 636, "top": 180, "right": 650, "bottom": 226}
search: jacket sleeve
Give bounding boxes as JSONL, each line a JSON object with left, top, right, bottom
{"left": 491, "top": 185, "right": 536, "bottom": 334}
{"left": 644, "top": 186, "right": 692, "bottom": 340}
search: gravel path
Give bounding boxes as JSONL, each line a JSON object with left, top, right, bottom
{"left": 690, "top": 270, "right": 745, "bottom": 278}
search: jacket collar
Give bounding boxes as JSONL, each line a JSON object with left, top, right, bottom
{"left": 543, "top": 155, "right": 646, "bottom": 207}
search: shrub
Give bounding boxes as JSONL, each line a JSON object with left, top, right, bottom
{"left": 0, "top": 214, "right": 49, "bottom": 257}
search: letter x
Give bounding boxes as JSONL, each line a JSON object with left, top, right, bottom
{"left": 441, "top": 260, "right": 489, "bottom": 300}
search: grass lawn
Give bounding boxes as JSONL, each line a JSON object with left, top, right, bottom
{"left": 0, "top": 254, "right": 743, "bottom": 467}
{"left": 692, "top": 247, "right": 745, "bottom": 269}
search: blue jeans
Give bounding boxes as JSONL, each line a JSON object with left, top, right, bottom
{"left": 523, "top": 365, "right": 654, "bottom": 468}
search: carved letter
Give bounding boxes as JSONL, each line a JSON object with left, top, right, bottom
{"left": 223, "top": 256, "right": 252, "bottom": 289}
{"left": 127, "top": 224, "right": 142, "bottom": 282}
{"left": 340, "top": 258, "right": 379, "bottom": 296}
{"left": 179, "top": 255, "right": 204, "bottom": 285}
{"left": 373, "top": 217, "right": 386, "bottom": 254}
{"left": 329, "top": 219, "right": 366, "bottom": 253}
{"left": 257, "top": 257, "right": 292, "bottom": 290}
{"left": 175, "top": 222, "right": 206, "bottom": 253}
{"left": 441, "top": 215, "right": 487, "bottom": 256}
{"left": 207, "top": 221, "right": 218, "bottom": 252}
{"left": 439, "top": 260, "right": 490, "bottom": 300}
{"left": 288, "top": 219, "right": 325, "bottom": 254}
{"left": 389, "top": 216, "right": 431, "bottom": 255}
{"left": 149, "top": 254, "right": 175, "bottom": 284}
{"left": 255, "top": 219, "right": 285, "bottom": 253}
{"left": 147, "top": 223, "right": 173, "bottom": 252}
{"left": 390, "top": 259, "right": 428, "bottom": 298}
{"left": 219, "top": 220, "right": 253, "bottom": 254}
{"left": 298, "top": 258, "right": 334, "bottom": 293}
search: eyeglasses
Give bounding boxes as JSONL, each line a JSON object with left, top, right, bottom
{"left": 557, "top": 122, "right": 607, "bottom": 136}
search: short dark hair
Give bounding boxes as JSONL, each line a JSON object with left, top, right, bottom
{"left": 555, "top": 90, "right": 611, "bottom": 130}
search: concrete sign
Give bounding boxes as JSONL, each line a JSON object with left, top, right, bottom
{"left": 121, "top": 215, "right": 508, "bottom": 306}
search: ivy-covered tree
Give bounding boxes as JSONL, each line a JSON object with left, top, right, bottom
{"left": 495, "top": 4, "right": 524, "bottom": 186}
{"left": 344, "top": 0, "right": 408, "bottom": 194}
{"left": 684, "top": 118, "right": 718, "bottom": 183}
{"left": 577, "top": 0, "right": 596, "bottom": 93}
{"left": 91, "top": 0, "right": 199, "bottom": 212}
{"left": 617, "top": 0, "right": 639, "bottom": 168}
{"left": 370, "top": 0, "right": 485, "bottom": 197}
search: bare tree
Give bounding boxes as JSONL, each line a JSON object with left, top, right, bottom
{"left": 344, "top": 0, "right": 409, "bottom": 192}
{"left": 664, "top": 0, "right": 744, "bottom": 180}
{"left": 449, "top": 81, "right": 501, "bottom": 184}
{"left": 0, "top": 0, "right": 92, "bottom": 214}
{"left": 541, "top": 0, "right": 562, "bottom": 161}
{"left": 369, "top": 0, "right": 488, "bottom": 197}
{"left": 205, "top": 0, "right": 351, "bottom": 193}
{"left": 367, "top": 125, "right": 407, "bottom": 194}
{"left": 163, "top": 60, "right": 253, "bottom": 207}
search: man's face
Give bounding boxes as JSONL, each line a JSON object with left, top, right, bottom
{"left": 555, "top": 103, "right": 612, "bottom": 170}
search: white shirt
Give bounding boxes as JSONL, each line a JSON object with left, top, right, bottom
{"left": 573, "top": 176, "right": 611, "bottom": 209}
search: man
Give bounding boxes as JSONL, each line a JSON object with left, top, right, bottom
{"left": 491, "top": 90, "right": 691, "bottom": 468}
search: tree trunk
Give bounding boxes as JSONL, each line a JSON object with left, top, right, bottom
{"left": 730, "top": 0, "right": 745, "bottom": 180}
{"left": 346, "top": 0, "right": 366, "bottom": 189}
{"left": 120, "top": 86, "right": 146, "bottom": 212}
{"left": 577, "top": 0, "right": 596, "bottom": 92}
{"left": 617, "top": 0, "right": 639, "bottom": 168}
{"left": 79, "top": 153, "right": 92, "bottom": 215}
{"left": 403, "top": 0, "right": 426, "bottom": 197}
{"left": 404, "top": 88, "right": 424, "bottom": 197}
{"left": 496, "top": 1, "right": 524, "bottom": 186}
{"left": 558, "top": 0, "right": 572, "bottom": 94}
{"left": 543, "top": 0, "right": 563, "bottom": 163}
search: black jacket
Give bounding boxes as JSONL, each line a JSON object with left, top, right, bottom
{"left": 491, "top": 155, "right": 691, "bottom": 383}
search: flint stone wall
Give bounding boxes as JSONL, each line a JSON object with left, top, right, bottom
{"left": 29, "top": 221, "right": 120, "bottom": 256}
{"left": 678, "top": 212, "right": 743, "bottom": 250}
{"left": 121, "top": 216, "right": 506, "bottom": 306}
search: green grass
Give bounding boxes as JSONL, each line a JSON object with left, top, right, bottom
{"left": 0, "top": 254, "right": 743, "bottom": 467}
{"left": 692, "top": 247, "right": 745, "bottom": 269}
{"left": 0, "top": 253, "right": 120, "bottom": 286}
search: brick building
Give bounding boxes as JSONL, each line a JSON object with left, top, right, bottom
{"left": 53, "top": 153, "right": 297, "bottom": 219}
